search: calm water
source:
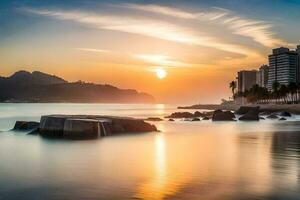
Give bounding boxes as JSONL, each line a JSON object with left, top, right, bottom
{"left": 1, "top": 103, "right": 300, "bottom": 200}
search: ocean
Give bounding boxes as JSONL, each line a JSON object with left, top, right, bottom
{"left": 0, "top": 103, "right": 300, "bottom": 200}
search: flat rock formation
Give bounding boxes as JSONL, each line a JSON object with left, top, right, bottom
{"left": 13, "top": 121, "right": 40, "bottom": 131}
{"left": 239, "top": 107, "right": 259, "bottom": 121}
{"left": 14, "top": 115, "right": 157, "bottom": 139}
{"left": 165, "top": 111, "right": 213, "bottom": 119}
{"left": 212, "top": 110, "right": 235, "bottom": 121}
{"left": 145, "top": 117, "right": 164, "bottom": 121}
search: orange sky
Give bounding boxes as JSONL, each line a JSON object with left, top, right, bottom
{"left": 1, "top": 2, "right": 298, "bottom": 103}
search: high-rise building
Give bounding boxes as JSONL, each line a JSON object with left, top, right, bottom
{"left": 267, "top": 47, "right": 298, "bottom": 90}
{"left": 297, "top": 45, "right": 300, "bottom": 82}
{"left": 256, "top": 65, "right": 269, "bottom": 88}
{"left": 237, "top": 70, "right": 257, "bottom": 92}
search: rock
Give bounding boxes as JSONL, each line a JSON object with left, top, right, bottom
{"left": 267, "top": 114, "right": 279, "bottom": 119}
{"left": 165, "top": 112, "right": 194, "bottom": 118}
{"left": 259, "top": 117, "right": 265, "bottom": 120}
{"left": 63, "top": 119, "right": 107, "bottom": 139}
{"left": 202, "top": 117, "right": 210, "bottom": 120}
{"left": 202, "top": 111, "right": 214, "bottom": 118}
{"left": 168, "top": 119, "right": 175, "bottom": 121}
{"left": 145, "top": 117, "right": 163, "bottom": 121}
{"left": 111, "top": 118, "right": 157, "bottom": 133}
{"left": 239, "top": 107, "right": 259, "bottom": 121}
{"left": 191, "top": 118, "right": 200, "bottom": 121}
{"left": 260, "top": 111, "right": 273, "bottom": 115}
{"left": 279, "top": 111, "right": 291, "bottom": 117}
{"left": 38, "top": 115, "right": 157, "bottom": 139}
{"left": 279, "top": 117, "right": 287, "bottom": 121}
{"left": 193, "top": 111, "right": 203, "bottom": 117}
{"left": 212, "top": 110, "right": 235, "bottom": 121}
{"left": 235, "top": 106, "right": 260, "bottom": 115}
{"left": 39, "top": 115, "right": 67, "bottom": 137}
{"left": 13, "top": 121, "right": 40, "bottom": 131}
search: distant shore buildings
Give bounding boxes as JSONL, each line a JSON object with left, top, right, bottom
{"left": 236, "top": 45, "right": 300, "bottom": 93}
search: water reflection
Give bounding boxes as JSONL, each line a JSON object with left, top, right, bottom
{"left": 1, "top": 104, "right": 300, "bottom": 199}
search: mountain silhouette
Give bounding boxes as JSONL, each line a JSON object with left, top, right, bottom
{"left": 0, "top": 71, "right": 155, "bottom": 103}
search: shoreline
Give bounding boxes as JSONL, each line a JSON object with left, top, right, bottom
{"left": 178, "top": 104, "right": 300, "bottom": 114}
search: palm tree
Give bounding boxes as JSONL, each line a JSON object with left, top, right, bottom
{"left": 272, "top": 81, "right": 280, "bottom": 103}
{"left": 288, "top": 82, "right": 297, "bottom": 103}
{"left": 229, "top": 81, "right": 237, "bottom": 100}
{"left": 279, "top": 85, "right": 288, "bottom": 103}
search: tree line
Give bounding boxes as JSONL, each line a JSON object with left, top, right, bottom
{"left": 229, "top": 81, "right": 300, "bottom": 104}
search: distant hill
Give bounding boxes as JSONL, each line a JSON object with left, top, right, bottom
{"left": 0, "top": 71, "right": 155, "bottom": 103}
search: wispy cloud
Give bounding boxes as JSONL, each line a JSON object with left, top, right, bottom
{"left": 75, "top": 48, "right": 111, "bottom": 53}
{"left": 123, "top": 4, "right": 287, "bottom": 47}
{"left": 134, "top": 54, "right": 193, "bottom": 68}
{"left": 23, "top": 7, "right": 261, "bottom": 58}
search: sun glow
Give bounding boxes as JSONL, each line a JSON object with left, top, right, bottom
{"left": 156, "top": 68, "right": 167, "bottom": 79}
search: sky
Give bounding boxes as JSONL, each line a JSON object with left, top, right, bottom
{"left": 1, "top": 0, "right": 300, "bottom": 104}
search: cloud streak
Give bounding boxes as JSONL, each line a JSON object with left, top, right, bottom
{"left": 123, "top": 4, "right": 287, "bottom": 47}
{"left": 75, "top": 48, "right": 111, "bottom": 53}
{"left": 24, "top": 7, "right": 261, "bottom": 58}
{"left": 134, "top": 54, "right": 194, "bottom": 68}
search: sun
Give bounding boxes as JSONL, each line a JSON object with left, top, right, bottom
{"left": 156, "top": 68, "right": 167, "bottom": 79}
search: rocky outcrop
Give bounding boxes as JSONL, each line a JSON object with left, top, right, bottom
{"left": 165, "top": 111, "right": 211, "bottom": 119}
{"left": 279, "top": 111, "right": 292, "bottom": 117}
{"left": 39, "top": 115, "right": 67, "bottom": 137}
{"left": 145, "top": 117, "right": 163, "bottom": 121}
{"left": 239, "top": 107, "right": 259, "bottom": 121}
{"left": 235, "top": 106, "right": 260, "bottom": 115}
{"left": 165, "top": 112, "right": 194, "bottom": 118}
{"left": 63, "top": 119, "right": 108, "bottom": 139}
{"left": 212, "top": 110, "right": 235, "bottom": 121}
{"left": 38, "top": 115, "right": 157, "bottom": 139}
{"left": 13, "top": 121, "right": 40, "bottom": 131}
{"left": 267, "top": 114, "right": 279, "bottom": 119}
{"left": 193, "top": 111, "right": 203, "bottom": 117}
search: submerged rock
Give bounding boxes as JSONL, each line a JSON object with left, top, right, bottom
{"left": 168, "top": 119, "right": 175, "bottom": 121}
{"left": 259, "top": 117, "right": 265, "bottom": 120}
{"left": 191, "top": 118, "right": 200, "bottom": 121}
{"left": 13, "top": 121, "right": 40, "bottom": 131}
{"left": 279, "top": 117, "right": 287, "bottom": 121}
{"left": 202, "top": 117, "right": 210, "bottom": 120}
{"left": 145, "top": 117, "right": 164, "bottom": 121}
{"left": 212, "top": 110, "right": 235, "bottom": 121}
{"left": 165, "top": 112, "right": 194, "bottom": 118}
{"left": 193, "top": 111, "right": 203, "bottom": 117}
{"left": 239, "top": 107, "right": 259, "bottom": 121}
{"left": 267, "top": 114, "right": 279, "bottom": 119}
{"left": 63, "top": 118, "right": 108, "bottom": 139}
{"left": 37, "top": 115, "right": 157, "bottom": 139}
{"left": 39, "top": 115, "right": 67, "bottom": 137}
{"left": 279, "top": 111, "right": 292, "bottom": 117}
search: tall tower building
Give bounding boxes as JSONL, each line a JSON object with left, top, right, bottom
{"left": 297, "top": 45, "right": 300, "bottom": 83}
{"left": 237, "top": 70, "right": 257, "bottom": 92}
{"left": 256, "top": 65, "right": 269, "bottom": 88}
{"left": 267, "top": 47, "right": 298, "bottom": 90}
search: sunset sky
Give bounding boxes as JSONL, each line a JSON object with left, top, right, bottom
{"left": 1, "top": 0, "right": 300, "bottom": 103}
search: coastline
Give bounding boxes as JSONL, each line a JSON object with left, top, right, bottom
{"left": 178, "top": 104, "right": 300, "bottom": 114}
